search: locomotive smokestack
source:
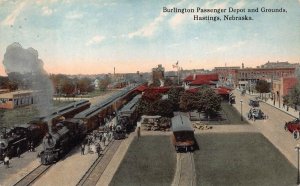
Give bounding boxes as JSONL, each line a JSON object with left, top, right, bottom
{"left": 3, "top": 43, "right": 54, "bottom": 132}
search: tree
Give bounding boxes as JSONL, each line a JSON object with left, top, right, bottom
{"left": 179, "top": 86, "right": 222, "bottom": 119}
{"left": 167, "top": 87, "right": 184, "bottom": 111}
{"left": 0, "top": 76, "right": 18, "bottom": 91}
{"left": 164, "top": 78, "right": 174, "bottom": 86}
{"left": 137, "top": 90, "right": 162, "bottom": 116}
{"left": 198, "top": 87, "right": 222, "bottom": 117}
{"left": 61, "top": 78, "right": 75, "bottom": 96}
{"left": 155, "top": 99, "right": 174, "bottom": 117}
{"left": 287, "top": 82, "right": 300, "bottom": 108}
{"left": 77, "top": 77, "right": 92, "bottom": 93}
{"left": 179, "top": 91, "right": 198, "bottom": 112}
{"left": 50, "top": 74, "right": 69, "bottom": 94}
{"left": 255, "top": 80, "right": 270, "bottom": 100}
{"left": 255, "top": 80, "right": 270, "bottom": 93}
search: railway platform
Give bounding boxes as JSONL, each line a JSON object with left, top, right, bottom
{"left": 0, "top": 145, "right": 42, "bottom": 186}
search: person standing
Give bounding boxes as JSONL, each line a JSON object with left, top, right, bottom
{"left": 16, "top": 146, "right": 20, "bottom": 158}
{"left": 96, "top": 144, "right": 101, "bottom": 157}
{"left": 4, "top": 155, "right": 9, "bottom": 168}
{"left": 137, "top": 122, "right": 141, "bottom": 139}
{"left": 31, "top": 141, "right": 35, "bottom": 152}
{"left": 81, "top": 144, "right": 85, "bottom": 155}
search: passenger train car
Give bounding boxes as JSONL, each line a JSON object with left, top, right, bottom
{"left": 171, "top": 114, "right": 195, "bottom": 152}
{"left": 40, "top": 84, "right": 141, "bottom": 164}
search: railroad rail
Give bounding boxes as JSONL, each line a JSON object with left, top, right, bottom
{"left": 13, "top": 164, "right": 51, "bottom": 186}
{"left": 76, "top": 139, "right": 122, "bottom": 186}
{"left": 172, "top": 152, "right": 196, "bottom": 186}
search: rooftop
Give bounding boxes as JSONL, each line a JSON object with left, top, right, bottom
{"left": 0, "top": 90, "right": 34, "bottom": 98}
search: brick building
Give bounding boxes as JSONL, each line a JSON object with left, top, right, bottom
{"left": 272, "top": 77, "right": 298, "bottom": 104}
{"left": 214, "top": 67, "right": 240, "bottom": 88}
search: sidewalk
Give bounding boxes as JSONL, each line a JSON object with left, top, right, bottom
{"left": 237, "top": 89, "right": 299, "bottom": 119}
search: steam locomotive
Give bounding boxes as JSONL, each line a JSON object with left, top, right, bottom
{"left": 39, "top": 84, "right": 141, "bottom": 165}
{"left": 0, "top": 100, "right": 90, "bottom": 160}
{"left": 0, "top": 122, "right": 48, "bottom": 160}
{"left": 40, "top": 119, "right": 86, "bottom": 164}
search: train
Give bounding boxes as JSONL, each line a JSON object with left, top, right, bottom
{"left": 0, "top": 100, "right": 90, "bottom": 160}
{"left": 171, "top": 114, "right": 195, "bottom": 152}
{"left": 118, "top": 94, "right": 141, "bottom": 133}
{"left": 40, "top": 84, "right": 141, "bottom": 165}
{"left": 40, "top": 119, "right": 86, "bottom": 164}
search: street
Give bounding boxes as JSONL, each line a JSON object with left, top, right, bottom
{"left": 233, "top": 89, "right": 299, "bottom": 168}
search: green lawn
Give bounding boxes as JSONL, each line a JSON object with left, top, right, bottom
{"left": 78, "top": 89, "right": 114, "bottom": 98}
{"left": 110, "top": 136, "right": 176, "bottom": 186}
{"left": 190, "top": 102, "right": 249, "bottom": 125}
{"left": 194, "top": 133, "right": 297, "bottom": 186}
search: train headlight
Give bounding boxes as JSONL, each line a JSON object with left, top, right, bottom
{"left": 0, "top": 140, "right": 8, "bottom": 149}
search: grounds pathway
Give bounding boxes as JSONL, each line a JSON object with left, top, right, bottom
{"left": 172, "top": 153, "right": 196, "bottom": 186}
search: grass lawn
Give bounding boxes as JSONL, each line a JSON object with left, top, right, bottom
{"left": 194, "top": 133, "right": 297, "bottom": 186}
{"left": 0, "top": 100, "right": 74, "bottom": 128}
{"left": 110, "top": 136, "right": 176, "bottom": 186}
{"left": 79, "top": 89, "right": 113, "bottom": 98}
{"left": 190, "top": 102, "right": 249, "bottom": 125}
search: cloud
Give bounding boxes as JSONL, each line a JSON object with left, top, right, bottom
{"left": 65, "top": 11, "right": 83, "bottom": 19}
{"left": 42, "top": 6, "right": 53, "bottom": 16}
{"left": 169, "top": 14, "right": 186, "bottom": 29}
{"left": 36, "top": 0, "right": 58, "bottom": 4}
{"left": 128, "top": 12, "right": 167, "bottom": 38}
{"left": 234, "top": 0, "right": 246, "bottom": 9}
{"left": 1, "top": 1, "right": 27, "bottom": 26}
{"left": 215, "top": 41, "right": 247, "bottom": 52}
{"left": 86, "top": 35, "right": 105, "bottom": 46}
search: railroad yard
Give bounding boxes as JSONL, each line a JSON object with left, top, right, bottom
{"left": 1, "top": 88, "right": 300, "bottom": 186}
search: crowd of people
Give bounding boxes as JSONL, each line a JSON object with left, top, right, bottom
{"left": 81, "top": 117, "right": 116, "bottom": 157}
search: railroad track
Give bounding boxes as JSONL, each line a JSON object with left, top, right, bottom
{"left": 76, "top": 139, "right": 122, "bottom": 186}
{"left": 14, "top": 164, "right": 51, "bottom": 186}
{"left": 172, "top": 152, "right": 196, "bottom": 186}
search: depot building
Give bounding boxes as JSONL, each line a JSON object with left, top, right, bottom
{"left": 0, "top": 90, "right": 35, "bottom": 109}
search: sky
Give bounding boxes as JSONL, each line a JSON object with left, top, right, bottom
{"left": 0, "top": 0, "right": 299, "bottom": 75}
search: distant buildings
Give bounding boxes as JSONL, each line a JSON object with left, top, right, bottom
{"left": 152, "top": 64, "right": 165, "bottom": 85}
{"left": 214, "top": 66, "right": 240, "bottom": 88}
{"left": 260, "top": 61, "right": 300, "bottom": 69}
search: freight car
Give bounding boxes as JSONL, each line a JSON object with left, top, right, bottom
{"left": 0, "top": 100, "right": 90, "bottom": 160}
{"left": 171, "top": 114, "right": 195, "bottom": 152}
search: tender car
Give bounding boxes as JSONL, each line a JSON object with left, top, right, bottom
{"left": 247, "top": 108, "right": 266, "bottom": 120}
{"left": 284, "top": 118, "right": 300, "bottom": 139}
{"left": 249, "top": 98, "right": 260, "bottom": 107}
